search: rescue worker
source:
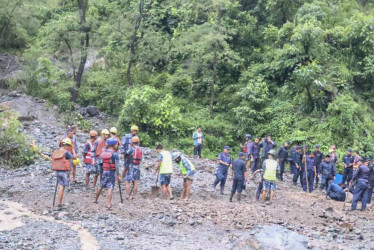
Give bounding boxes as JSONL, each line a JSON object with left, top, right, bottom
{"left": 313, "top": 145, "right": 324, "bottom": 189}
{"left": 249, "top": 137, "right": 262, "bottom": 173}
{"left": 212, "top": 146, "right": 232, "bottom": 195}
{"left": 292, "top": 146, "right": 303, "bottom": 186}
{"left": 172, "top": 152, "right": 196, "bottom": 200}
{"left": 121, "top": 125, "right": 139, "bottom": 180}
{"left": 155, "top": 144, "right": 174, "bottom": 200}
{"left": 91, "top": 129, "right": 110, "bottom": 189}
{"left": 124, "top": 136, "right": 142, "bottom": 200}
{"left": 83, "top": 130, "right": 98, "bottom": 189}
{"left": 60, "top": 128, "right": 78, "bottom": 182}
{"left": 193, "top": 127, "right": 204, "bottom": 158}
{"left": 53, "top": 138, "right": 74, "bottom": 207}
{"left": 261, "top": 150, "right": 279, "bottom": 204}
{"left": 276, "top": 141, "right": 290, "bottom": 181}
{"left": 245, "top": 135, "right": 252, "bottom": 169}
{"left": 261, "top": 135, "right": 277, "bottom": 164}
{"left": 229, "top": 152, "right": 249, "bottom": 202}
{"left": 367, "top": 159, "right": 374, "bottom": 204}
{"left": 342, "top": 149, "right": 355, "bottom": 187}
{"left": 302, "top": 151, "right": 316, "bottom": 193}
{"left": 319, "top": 155, "right": 336, "bottom": 191}
{"left": 350, "top": 158, "right": 370, "bottom": 211}
{"left": 94, "top": 138, "right": 120, "bottom": 209}
{"left": 326, "top": 182, "right": 346, "bottom": 201}
{"left": 109, "top": 127, "right": 122, "bottom": 149}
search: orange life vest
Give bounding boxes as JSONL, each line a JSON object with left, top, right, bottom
{"left": 52, "top": 148, "right": 71, "bottom": 171}
{"left": 84, "top": 140, "right": 94, "bottom": 164}
{"left": 100, "top": 149, "right": 116, "bottom": 171}
{"left": 95, "top": 138, "right": 106, "bottom": 157}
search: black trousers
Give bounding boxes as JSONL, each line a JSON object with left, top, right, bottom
{"left": 342, "top": 167, "right": 353, "bottom": 186}
{"left": 193, "top": 144, "right": 203, "bottom": 158}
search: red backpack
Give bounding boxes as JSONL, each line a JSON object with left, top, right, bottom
{"left": 52, "top": 149, "right": 71, "bottom": 171}
{"left": 242, "top": 142, "right": 248, "bottom": 154}
{"left": 132, "top": 147, "right": 142, "bottom": 165}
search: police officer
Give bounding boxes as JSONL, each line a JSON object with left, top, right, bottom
{"left": 302, "top": 151, "right": 316, "bottom": 193}
{"left": 289, "top": 143, "right": 297, "bottom": 176}
{"left": 326, "top": 182, "right": 346, "bottom": 201}
{"left": 341, "top": 149, "right": 354, "bottom": 187}
{"left": 249, "top": 137, "right": 262, "bottom": 173}
{"left": 350, "top": 158, "right": 370, "bottom": 211}
{"left": 261, "top": 135, "right": 277, "bottom": 163}
{"left": 313, "top": 145, "right": 324, "bottom": 189}
{"left": 367, "top": 158, "right": 374, "bottom": 204}
{"left": 319, "top": 155, "right": 336, "bottom": 191}
{"left": 292, "top": 146, "right": 302, "bottom": 186}
{"left": 276, "top": 141, "right": 290, "bottom": 181}
{"left": 213, "top": 146, "right": 232, "bottom": 195}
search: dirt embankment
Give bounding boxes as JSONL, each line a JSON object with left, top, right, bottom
{"left": 0, "top": 93, "right": 374, "bottom": 249}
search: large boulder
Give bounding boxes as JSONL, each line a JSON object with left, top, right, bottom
{"left": 86, "top": 106, "right": 99, "bottom": 117}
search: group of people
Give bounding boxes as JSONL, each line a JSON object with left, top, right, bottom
{"left": 51, "top": 126, "right": 373, "bottom": 211}
{"left": 52, "top": 125, "right": 196, "bottom": 209}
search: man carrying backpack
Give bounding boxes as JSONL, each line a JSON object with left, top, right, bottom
{"left": 121, "top": 125, "right": 139, "bottom": 179}
{"left": 59, "top": 128, "right": 78, "bottom": 182}
{"left": 124, "top": 136, "right": 142, "bottom": 200}
{"left": 172, "top": 152, "right": 196, "bottom": 201}
{"left": 83, "top": 130, "right": 98, "bottom": 189}
{"left": 52, "top": 138, "right": 74, "bottom": 208}
{"left": 94, "top": 138, "right": 120, "bottom": 209}
{"left": 91, "top": 129, "right": 110, "bottom": 189}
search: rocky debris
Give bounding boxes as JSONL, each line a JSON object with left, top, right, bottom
{"left": 84, "top": 106, "right": 100, "bottom": 117}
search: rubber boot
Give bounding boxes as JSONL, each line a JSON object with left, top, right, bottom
{"left": 229, "top": 192, "right": 234, "bottom": 202}
{"left": 220, "top": 186, "right": 225, "bottom": 195}
{"left": 237, "top": 193, "right": 242, "bottom": 202}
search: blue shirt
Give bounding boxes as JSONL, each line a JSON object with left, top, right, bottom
{"left": 342, "top": 155, "right": 354, "bottom": 167}
{"left": 327, "top": 183, "right": 346, "bottom": 201}
{"left": 306, "top": 156, "right": 315, "bottom": 171}
{"left": 218, "top": 152, "right": 231, "bottom": 168}
{"left": 261, "top": 139, "right": 277, "bottom": 158}
{"left": 232, "top": 158, "right": 247, "bottom": 180}
{"left": 353, "top": 165, "right": 370, "bottom": 181}
{"left": 249, "top": 143, "right": 262, "bottom": 159}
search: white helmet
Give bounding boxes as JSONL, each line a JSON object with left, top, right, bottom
{"left": 172, "top": 152, "right": 183, "bottom": 161}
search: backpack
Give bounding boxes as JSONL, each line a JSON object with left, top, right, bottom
{"left": 121, "top": 134, "right": 132, "bottom": 152}
{"left": 132, "top": 147, "right": 142, "bottom": 165}
{"left": 100, "top": 150, "right": 116, "bottom": 171}
{"left": 242, "top": 142, "right": 248, "bottom": 154}
{"left": 52, "top": 149, "right": 71, "bottom": 171}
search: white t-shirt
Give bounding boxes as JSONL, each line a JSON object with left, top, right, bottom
{"left": 197, "top": 132, "right": 202, "bottom": 144}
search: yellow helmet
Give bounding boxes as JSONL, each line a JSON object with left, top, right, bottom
{"left": 73, "top": 158, "right": 80, "bottom": 165}
{"left": 61, "top": 138, "right": 72, "bottom": 147}
{"left": 130, "top": 125, "right": 139, "bottom": 131}
{"left": 101, "top": 129, "right": 110, "bottom": 135}
{"left": 110, "top": 127, "right": 117, "bottom": 134}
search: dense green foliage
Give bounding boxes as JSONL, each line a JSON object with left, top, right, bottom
{"left": 0, "top": 111, "right": 35, "bottom": 168}
{"left": 3, "top": 0, "right": 374, "bottom": 168}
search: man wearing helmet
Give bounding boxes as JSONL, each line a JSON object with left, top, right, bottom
{"left": 83, "top": 130, "right": 98, "bottom": 189}
{"left": 172, "top": 152, "right": 196, "bottom": 200}
{"left": 54, "top": 138, "right": 74, "bottom": 207}
{"left": 261, "top": 149, "right": 279, "bottom": 204}
{"left": 59, "top": 128, "right": 78, "bottom": 182}
{"left": 109, "top": 127, "right": 122, "bottom": 150}
{"left": 94, "top": 138, "right": 120, "bottom": 209}
{"left": 124, "top": 136, "right": 142, "bottom": 200}
{"left": 91, "top": 129, "right": 110, "bottom": 189}
{"left": 121, "top": 125, "right": 139, "bottom": 180}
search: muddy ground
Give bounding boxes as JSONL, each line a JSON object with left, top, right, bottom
{"left": 0, "top": 93, "right": 374, "bottom": 250}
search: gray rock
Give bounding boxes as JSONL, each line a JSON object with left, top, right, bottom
{"left": 86, "top": 106, "right": 100, "bottom": 117}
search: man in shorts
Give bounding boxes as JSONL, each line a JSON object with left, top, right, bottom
{"left": 261, "top": 149, "right": 279, "bottom": 204}
{"left": 172, "top": 152, "right": 196, "bottom": 200}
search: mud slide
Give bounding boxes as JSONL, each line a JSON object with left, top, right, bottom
{"left": 0, "top": 200, "right": 99, "bottom": 250}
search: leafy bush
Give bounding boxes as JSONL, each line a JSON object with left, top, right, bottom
{"left": 0, "top": 111, "right": 35, "bottom": 168}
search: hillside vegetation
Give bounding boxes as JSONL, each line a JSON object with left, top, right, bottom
{"left": 2, "top": 0, "right": 374, "bottom": 164}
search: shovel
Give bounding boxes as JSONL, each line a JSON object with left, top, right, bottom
{"left": 151, "top": 172, "right": 160, "bottom": 198}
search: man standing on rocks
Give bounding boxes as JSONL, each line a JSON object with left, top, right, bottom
{"left": 109, "top": 127, "right": 122, "bottom": 149}
{"left": 229, "top": 152, "right": 249, "bottom": 202}
{"left": 245, "top": 134, "right": 252, "bottom": 169}
{"left": 155, "top": 144, "right": 174, "bottom": 200}
{"left": 302, "top": 151, "right": 316, "bottom": 193}
{"left": 52, "top": 138, "right": 74, "bottom": 208}
{"left": 59, "top": 128, "right": 78, "bottom": 183}
{"left": 342, "top": 149, "right": 354, "bottom": 187}
{"left": 350, "top": 158, "right": 370, "bottom": 211}
{"left": 91, "top": 129, "right": 110, "bottom": 189}
{"left": 261, "top": 150, "right": 279, "bottom": 204}
{"left": 212, "top": 146, "right": 232, "bottom": 195}
{"left": 292, "top": 146, "right": 303, "bottom": 186}
{"left": 261, "top": 135, "right": 276, "bottom": 164}
{"left": 121, "top": 125, "right": 139, "bottom": 180}
{"left": 124, "top": 136, "right": 142, "bottom": 200}
{"left": 276, "top": 141, "right": 290, "bottom": 181}
{"left": 319, "top": 155, "right": 336, "bottom": 191}
{"left": 249, "top": 137, "right": 262, "bottom": 173}
{"left": 94, "top": 138, "right": 120, "bottom": 209}
{"left": 172, "top": 152, "right": 196, "bottom": 200}
{"left": 83, "top": 130, "right": 98, "bottom": 189}
{"left": 193, "top": 127, "right": 204, "bottom": 158}
{"left": 313, "top": 145, "right": 324, "bottom": 189}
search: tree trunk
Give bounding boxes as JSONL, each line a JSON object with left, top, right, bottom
{"left": 71, "top": 0, "right": 90, "bottom": 102}
{"left": 0, "top": 0, "right": 22, "bottom": 48}
{"left": 126, "top": 0, "right": 144, "bottom": 87}
{"left": 210, "top": 51, "right": 217, "bottom": 118}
